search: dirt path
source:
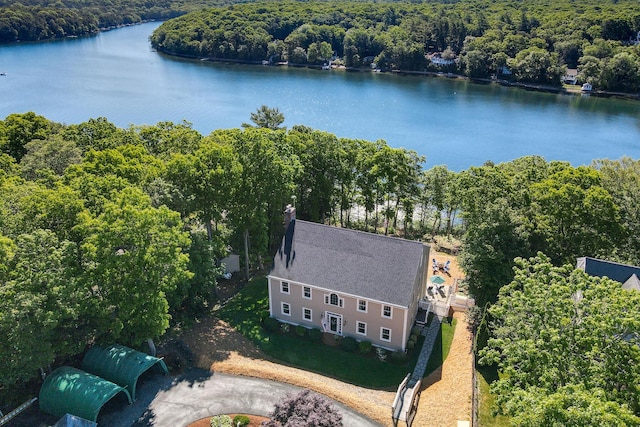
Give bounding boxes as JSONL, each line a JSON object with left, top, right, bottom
{"left": 178, "top": 250, "right": 472, "bottom": 427}
{"left": 414, "top": 311, "right": 473, "bottom": 426}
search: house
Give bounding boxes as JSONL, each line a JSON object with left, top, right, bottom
{"left": 428, "top": 52, "right": 456, "bottom": 66}
{"left": 576, "top": 256, "right": 640, "bottom": 291}
{"left": 562, "top": 68, "right": 578, "bottom": 85}
{"left": 268, "top": 218, "right": 429, "bottom": 352}
{"left": 499, "top": 65, "right": 512, "bottom": 75}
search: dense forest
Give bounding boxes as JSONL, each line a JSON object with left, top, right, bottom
{"left": 1, "top": 109, "right": 639, "bottom": 422}
{"left": 0, "top": 0, "right": 246, "bottom": 43}
{"left": 150, "top": 0, "right": 640, "bottom": 92}
{"left": 3, "top": 0, "right": 639, "bottom": 91}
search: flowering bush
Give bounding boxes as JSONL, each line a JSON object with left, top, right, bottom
{"left": 210, "top": 415, "right": 232, "bottom": 427}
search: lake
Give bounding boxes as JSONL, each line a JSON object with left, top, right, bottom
{"left": 1, "top": 21, "right": 639, "bottom": 171}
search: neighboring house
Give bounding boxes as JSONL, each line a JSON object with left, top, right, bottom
{"left": 428, "top": 52, "right": 456, "bottom": 66}
{"left": 581, "top": 82, "right": 593, "bottom": 92}
{"left": 562, "top": 68, "right": 578, "bottom": 85}
{"left": 576, "top": 256, "right": 640, "bottom": 291}
{"left": 268, "top": 219, "right": 429, "bottom": 352}
{"left": 498, "top": 65, "right": 512, "bottom": 76}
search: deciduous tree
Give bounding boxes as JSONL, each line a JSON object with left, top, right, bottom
{"left": 479, "top": 253, "right": 640, "bottom": 422}
{"left": 74, "top": 187, "right": 192, "bottom": 345}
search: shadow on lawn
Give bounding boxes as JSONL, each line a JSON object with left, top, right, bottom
{"left": 420, "top": 316, "right": 456, "bottom": 389}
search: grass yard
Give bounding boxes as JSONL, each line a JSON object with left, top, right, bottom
{"left": 477, "top": 365, "right": 511, "bottom": 427}
{"left": 215, "top": 277, "right": 451, "bottom": 390}
{"left": 424, "top": 316, "right": 457, "bottom": 378}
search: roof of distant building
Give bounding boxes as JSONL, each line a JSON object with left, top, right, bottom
{"left": 576, "top": 256, "right": 640, "bottom": 286}
{"left": 623, "top": 274, "right": 640, "bottom": 292}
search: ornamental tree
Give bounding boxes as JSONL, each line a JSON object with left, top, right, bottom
{"left": 261, "top": 389, "right": 343, "bottom": 427}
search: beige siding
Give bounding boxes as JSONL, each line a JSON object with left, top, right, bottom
{"left": 404, "top": 245, "right": 429, "bottom": 344}
{"left": 268, "top": 276, "right": 412, "bottom": 351}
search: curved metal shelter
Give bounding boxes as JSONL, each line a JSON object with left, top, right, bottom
{"left": 39, "top": 366, "right": 132, "bottom": 422}
{"left": 80, "top": 344, "right": 168, "bottom": 401}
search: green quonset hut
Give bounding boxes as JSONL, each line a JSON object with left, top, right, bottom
{"left": 39, "top": 366, "right": 132, "bottom": 422}
{"left": 80, "top": 344, "right": 169, "bottom": 401}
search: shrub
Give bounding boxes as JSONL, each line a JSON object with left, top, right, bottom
{"left": 376, "top": 347, "right": 387, "bottom": 361}
{"left": 210, "top": 415, "right": 233, "bottom": 427}
{"left": 410, "top": 334, "right": 418, "bottom": 343}
{"left": 260, "top": 310, "right": 271, "bottom": 322}
{"left": 280, "top": 323, "right": 290, "bottom": 334}
{"left": 308, "top": 328, "right": 322, "bottom": 342}
{"left": 407, "top": 340, "right": 415, "bottom": 350}
{"left": 263, "top": 317, "right": 280, "bottom": 332}
{"left": 295, "top": 325, "right": 306, "bottom": 337}
{"left": 233, "top": 415, "right": 250, "bottom": 427}
{"left": 340, "top": 336, "right": 358, "bottom": 352}
{"left": 391, "top": 350, "right": 407, "bottom": 363}
{"left": 411, "top": 326, "right": 421, "bottom": 335}
{"left": 262, "top": 389, "right": 343, "bottom": 427}
{"left": 358, "top": 340, "right": 372, "bottom": 354}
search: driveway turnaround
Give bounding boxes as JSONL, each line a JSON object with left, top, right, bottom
{"left": 100, "top": 369, "right": 384, "bottom": 427}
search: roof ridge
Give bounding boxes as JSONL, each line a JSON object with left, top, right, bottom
{"left": 294, "top": 219, "right": 426, "bottom": 246}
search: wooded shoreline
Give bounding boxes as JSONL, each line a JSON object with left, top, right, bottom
{"left": 156, "top": 46, "right": 640, "bottom": 102}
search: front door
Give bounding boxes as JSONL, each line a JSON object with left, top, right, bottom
{"left": 326, "top": 312, "right": 342, "bottom": 335}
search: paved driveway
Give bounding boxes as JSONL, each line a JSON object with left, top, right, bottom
{"left": 100, "top": 369, "right": 383, "bottom": 427}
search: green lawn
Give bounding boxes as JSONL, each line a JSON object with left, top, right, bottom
{"left": 215, "top": 277, "right": 455, "bottom": 390}
{"left": 477, "top": 365, "right": 511, "bottom": 427}
{"left": 424, "top": 316, "right": 457, "bottom": 377}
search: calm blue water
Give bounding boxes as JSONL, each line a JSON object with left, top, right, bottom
{"left": 1, "top": 21, "right": 639, "bottom": 170}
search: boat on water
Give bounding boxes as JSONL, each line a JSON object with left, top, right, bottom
{"left": 0, "top": 72, "right": 6, "bottom": 76}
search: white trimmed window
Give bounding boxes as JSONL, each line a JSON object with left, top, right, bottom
{"left": 356, "top": 321, "right": 367, "bottom": 336}
{"left": 380, "top": 327, "right": 391, "bottom": 342}
{"left": 281, "top": 281, "right": 290, "bottom": 294}
{"left": 382, "top": 305, "right": 392, "bottom": 319}
{"left": 303, "top": 307, "right": 312, "bottom": 321}
{"left": 324, "top": 293, "right": 344, "bottom": 308}
{"left": 303, "top": 286, "right": 312, "bottom": 299}
{"left": 281, "top": 302, "right": 291, "bottom": 316}
{"left": 357, "top": 299, "right": 367, "bottom": 313}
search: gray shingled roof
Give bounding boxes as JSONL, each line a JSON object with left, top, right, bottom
{"left": 270, "top": 220, "right": 427, "bottom": 307}
{"left": 623, "top": 274, "right": 640, "bottom": 292}
{"left": 577, "top": 256, "right": 640, "bottom": 284}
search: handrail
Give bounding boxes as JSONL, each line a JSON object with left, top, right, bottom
{"left": 0, "top": 397, "right": 38, "bottom": 426}
{"left": 405, "top": 379, "right": 422, "bottom": 426}
{"left": 392, "top": 373, "right": 411, "bottom": 420}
